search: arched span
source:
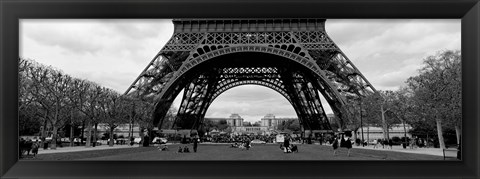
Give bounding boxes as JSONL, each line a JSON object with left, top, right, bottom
{"left": 153, "top": 48, "right": 340, "bottom": 131}
{"left": 209, "top": 80, "right": 292, "bottom": 106}
{"left": 153, "top": 46, "right": 347, "bottom": 126}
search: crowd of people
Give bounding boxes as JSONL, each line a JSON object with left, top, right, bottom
{"left": 207, "top": 134, "right": 276, "bottom": 143}
{"left": 230, "top": 137, "right": 252, "bottom": 150}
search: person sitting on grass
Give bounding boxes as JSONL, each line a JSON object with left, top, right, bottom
{"left": 177, "top": 146, "right": 183, "bottom": 153}
{"left": 284, "top": 146, "right": 292, "bottom": 153}
{"left": 158, "top": 145, "right": 168, "bottom": 151}
{"left": 291, "top": 144, "right": 299, "bottom": 153}
{"left": 244, "top": 139, "right": 251, "bottom": 150}
{"left": 239, "top": 143, "right": 246, "bottom": 150}
{"left": 183, "top": 146, "right": 190, "bottom": 153}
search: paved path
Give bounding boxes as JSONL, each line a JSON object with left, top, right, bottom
{"left": 38, "top": 144, "right": 139, "bottom": 154}
{"left": 350, "top": 144, "right": 452, "bottom": 157}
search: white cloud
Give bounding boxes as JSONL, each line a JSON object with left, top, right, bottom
{"left": 20, "top": 19, "right": 461, "bottom": 122}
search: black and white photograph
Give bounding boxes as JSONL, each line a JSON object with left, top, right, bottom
{"left": 18, "top": 18, "right": 461, "bottom": 161}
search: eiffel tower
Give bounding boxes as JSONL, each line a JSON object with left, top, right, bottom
{"left": 125, "top": 19, "right": 376, "bottom": 132}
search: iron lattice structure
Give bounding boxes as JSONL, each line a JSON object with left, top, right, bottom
{"left": 125, "top": 19, "right": 376, "bottom": 132}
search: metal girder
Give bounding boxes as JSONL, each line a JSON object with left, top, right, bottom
{"left": 125, "top": 19, "right": 377, "bottom": 132}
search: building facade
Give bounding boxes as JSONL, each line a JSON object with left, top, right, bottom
{"left": 260, "top": 114, "right": 297, "bottom": 130}
{"left": 84, "top": 123, "right": 142, "bottom": 139}
{"left": 357, "top": 124, "right": 413, "bottom": 141}
{"left": 206, "top": 113, "right": 245, "bottom": 127}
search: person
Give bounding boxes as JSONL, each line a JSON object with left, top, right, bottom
{"left": 25, "top": 139, "right": 33, "bottom": 156}
{"left": 177, "top": 146, "right": 183, "bottom": 153}
{"left": 373, "top": 139, "right": 378, "bottom": 149}
{"left": 31, "top": 142, "right": 39, "bottom": 157}
{"left": 291, "top": 144, "right": 299, "bottom": 153}
{"left": 283, "top": 136, "right": 290, "bottom": 149}
{"left": 193, "top": 138, "right": 198, "bottom": 153}
{"left": 183, "top": 146, "right": 190, "bottom": 153}
{"left": 345, "top": 136, "right": 352, "bottom": 157}
{"left": 383, "top": 139, "right": 389, "bottom": 149}
{"left": 245, "top": 138, "right": 251, "bottom": 150}
{"left": 332, "top": 137, "right": 339, "bottom": 156}
{"left": 19, "top": 138, "right": 26, "bottom": 158}
{"left": 283, "top": 136, "right": 290, "bottom": 153}
{"left": 388, "top": 138, "right": 393, "bottom": 149}
{"left": 410, "top": 138, "right": 415, "bottom": 149}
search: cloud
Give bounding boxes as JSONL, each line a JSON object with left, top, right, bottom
{"left": 327, "top": 19, "right": 460, "bottom": 92}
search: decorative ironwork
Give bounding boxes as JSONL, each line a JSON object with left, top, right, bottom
{"left": 125, "top": 19, "right": 377, "bottom": 132}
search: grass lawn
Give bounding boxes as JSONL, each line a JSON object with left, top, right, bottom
{"left": 26, "top": 144, "right": 445, "bottom": 161}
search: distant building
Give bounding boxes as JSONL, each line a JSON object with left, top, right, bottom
{"left": 260, "top": 114, "right": 297, "bottom": 130}
{"left": 84, "top": 123, "right": 142, "bottom": 139}
{"left": 357, "top": 124, "right": 413, "bottom": 141}
{"left": 243, "top": 121, "right": 252, "bottom": 126}
{"left": 205, "top": 114, "right": 298, "bottom": 134}
{"left": 206, "top": 113, "right": 244, "bottom": 127}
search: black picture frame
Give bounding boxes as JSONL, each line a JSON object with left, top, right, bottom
{"left": 1, "top": 0, "right": 479, "bottom": 178}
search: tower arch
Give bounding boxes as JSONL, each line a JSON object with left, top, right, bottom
{"left": 125, "top": 19, "right": 377, "bottom": 132}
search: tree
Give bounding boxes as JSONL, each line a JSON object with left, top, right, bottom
{"left": 19, "top": 58, "right": 36, "bottom": 112}
{"left": 361, "top": 91, "right": 399, "bottom": 140}
{"left": 277, "top": 119, "right": 301, "bottom": 133}
{"left": 385, "top": 88, "right": 416, "bottom": 144}
{"left": 29, "top": 64, "right": 73, "bottom": 149}
{"left": 66, "top": 78, "right": 91, "bottom": 146}
{"left": 135, "top": 99, "right": 155, "bottom": 139}
{"left": 199, "top": 119, "right": 215, "bottom": 136}
{"left": 75, "top": 83, "right": 103, "bottom": 147}
{"left": 98, "top": 90, "right": 130, "bottom": 146}
{"left": 161, "top": 106, "right": 177, "bottom": 129}
{"left": 406, "top": 50, "right": 461, "bottom": 149}
{"left": 216, "top": 120, "right": 229, "bottom": 131}
{"left": 19, "top": 59, "right": 43, "bottom": 136}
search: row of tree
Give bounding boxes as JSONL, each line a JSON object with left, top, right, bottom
{"left": 19, "top": 58, "right": 158, "bottom": 148}
{"left": 341, "top": 50, "right": 461, "bottom": 149}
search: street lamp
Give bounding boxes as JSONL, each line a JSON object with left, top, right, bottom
{"left": 360, "top": 97, "right": 365, "bottom": 147}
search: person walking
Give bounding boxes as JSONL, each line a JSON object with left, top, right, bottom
{"left": 283, "top": 136, "right": 290, "bottom": 153}
{"left": 345, "top": 136, "right": 352, "bottom": 157}
{"left": 193, "top": 137, "right": 198, "bottom": 153}
{"left": 332, "top": 137, "right": 339, "bottom": 156}
{"left": 388, "top": 138, "right": 393, "bottom": 149}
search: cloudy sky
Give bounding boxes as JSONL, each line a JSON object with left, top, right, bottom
{"left": 20, "top": 19, "right": 460, "bottom": 122}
